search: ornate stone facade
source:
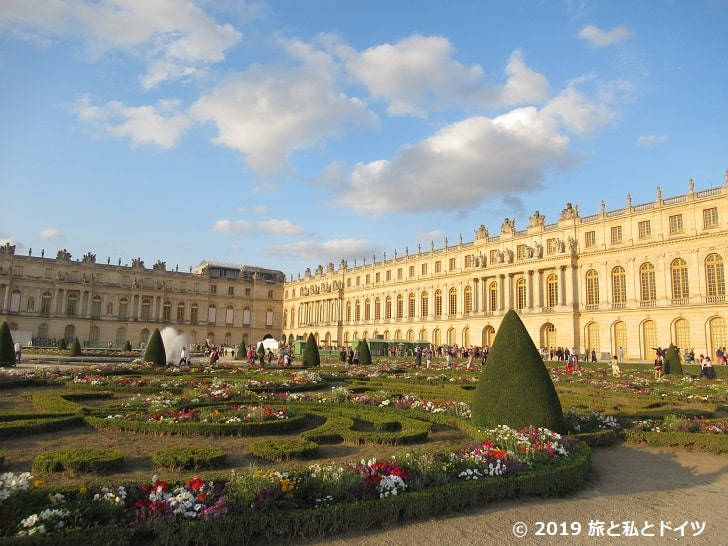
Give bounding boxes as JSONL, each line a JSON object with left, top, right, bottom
{"left": 282, "top": 176, "right": 728, "bottom": 360}
{"left": 0, "top": 256, "right": 285, "bottom": 349}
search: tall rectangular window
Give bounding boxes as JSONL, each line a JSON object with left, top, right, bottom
{"left": 435, "top": 261, "right": 442, "bottom": 273}
{"left": 584, "top": 231, "right": 596, "bottom": 247}
{"left": 611, "top": 226, "right": 623, "bottom": 244}
{"left": 704, "top": 207, "right": 719, "bottom": 228}
{"left": 669, "top": 214, "right": 684, "bottom": 234}
{"left": 638, "top": 220, "right": 651, "bottom": 239}
{"left": 449, "top": 258, "right": 456, "bottom": 271}
{"left": 421, "top": 263, "right": 428, "bottom": 275}
{"left": 408, "top": 265, "right": 415, "bottom": 277}
{"left": 546, "top": 238, "right": 557, "bottom": 255}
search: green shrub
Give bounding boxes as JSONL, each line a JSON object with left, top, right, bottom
{"left": 57, "top": 338, "right": 68, "bottom": 350}
{"left": 249, "top": 438, "right": 319, "bottom": 461}
{"left": 123, "top": 340, "right": 132, "bottom": 352}
{"left": 236, "top": 339, "right": 245, "bottom": 360}
{"left": 144, "top": 328, "right": 167, "bottom": 366}
{"left": 32, "top": 447, "right": 124, "bottom": 474}
{"left": 0, "top": 322, "right": 15, "bottom": 365}
{"left": 662, "top": 343, "right": 683, "bottom": 375}
{"left": 471, "top": 309, "right": 565, "bottom": 433}
{"left": 153, "top": 446, "right": 227, "bottom": 470}
{"left": 302, "top": 333, "right": 320, "bottom": 367}
{"left": 69, "top": 337, "right": 82, "bottom": 357}
{"left": 358, "top": 338, "right": 372, "bottom": 366}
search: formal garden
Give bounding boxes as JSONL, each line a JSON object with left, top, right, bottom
{"left": 0, "top": 316, "right": 727, "bottom": 545}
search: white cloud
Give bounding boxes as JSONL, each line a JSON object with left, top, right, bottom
{"left": 578, "top": 24, "right": 633, "bottom": 47}
{"left": 73, "top": 96, "right": 191, "bottom": 149}
{"left": 541, "top": 83, "right": 616, "bottom": 137}
{"left": 40, "top": 229, "right": 60, "bottom": 239}
{"left": 637, "top": 134, "right": 668, "bottom": 147}
{"left": 190, "top": 62, "right": 377, "bottom": 176}
{"left": 213, "top": 219, "right": 304, "bottom": 236}
{"left": 342, "top": 37, "right": 548, "bottom": 115}
{"left": 332, "top": 108, "right": 571, "bottom": 214}
{"left": 0, "top": 0, "right": 243, "bottom": 88}
{"left": 267, "top": 238, "right": 375, "bottom": 263}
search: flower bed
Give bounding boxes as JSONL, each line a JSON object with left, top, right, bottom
{"left": 0, "top": 425, "right": 588, "bottom": 543}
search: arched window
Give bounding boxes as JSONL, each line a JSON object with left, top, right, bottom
{"left": 66, "top": 293, "right": 78, "bottom": 317}
{"left": 420, "top": 292, "right": 429, "bottom": 317}
{"left": 585, "top": 269, "right": 599, "bottom": 308}
{"left": 408, "top": 293, "right": 416, "bottom": 318}
{"left": 709, "top": 317, "right": 727, "bottom": 357}
{"left": 37, "top": 323, "right": 48, "bottom": 339}
{"left": 41, "top": 292, "right": 52, "bottom": 315}
{"left": 177, "top": 302, "right": 185, "bottom": 322}
{"left": 374, "top": 297, "right": 381, "bottom": 320}
{"left": 119, "top": 297, "right": 129, "bottom": 319}
{"left": 9, "top": 290, "right": 21, "bottom": 313}
{"left": 489, "top": 281, "right": 498, "bottom": 312}
{"left": 385, "top": 296, "right": 392, "bottom": 319}
{"left": 91, "top": 296, "right": 102, "bottom": 318}
{"left": 226, "top": 305, "right": 234, "bottom": 325}
{"left": 464, "top": 285, "right": 473, "bottom": 313}
{"left": 364, "top": 298, "right": 371, "bottom": 321}
{"left": 517, "top": 277, "right": 527, "bottom": 310}
{"left": 642, "top": 320, "right": 657, "bottom": 360}
{"left": 346, "top": 301, "right": 352, "bottom": 322}
{"left": 396, "top": 294, "right": 404, "bottom": 319}
{"left": 207, "top": 304, "right": 216, "bottom": 324}
{"left": 242, "top": 306, "right": 251, "bottom": 325}
{"left": 283, "top": 309, "right": 288, "bottom": 328}
{"left": 89, "top": 326, "right": 99, "bottom": 345}
{"left": 639, "top": 263, "right": 656, "bottom": 304}
{"left": 163, "top": 300, "right": 172, "bottom": 322}
{"left": 674, "top": 318, "right": 690, "bottom": 352}
{"left": 64, "top": 324, "right": 75, "bottom": 344}
{"left": 355, "top": 299, "right": 361, "bottom": 321}
{"left": 670, "top": 258, "right": 689, "bottom": 301}
{"left": 462, "top": 326, "right": 470, "bottom": 347}
{"left": 611, "top": 266, "right": 626, "bottom": 307}
{"left": 447, "top": 327, "right": 456, "bottom": 345}
{"left": 705, "top": 253, "right": 726, "bottom": 301}
{"left": 141, "top": 298, "right": 151, "bottom": 321}
{"left": 434, "top": 290, "right": 443, "bottom": 317}
{"left": 586, "top": 322, "right": 599, "bottom": 354}
{"left": 546, "top": 274, "right": 558, "bottom": 308}
{"left": 115, "top": 327, "right": 126, "bottom": 347}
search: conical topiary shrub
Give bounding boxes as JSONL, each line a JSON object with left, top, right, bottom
{"left": 301, "top": 333, "right": 320, "bottom": 367}
{"left": 235, "top": 340, "right": 245, "bottom": 360}
{"left": 144, "top": 328, "right": 167, "bottom": 366}
{"left": 123, "top": 340, "right": 132, "bottom": 352}
{"left": 471, "top": 309, "right": 566, "bottom": 433}
{"left": 357, "top": 338, "right": 372, "bottom": 365}
{"left": 662, "top": 343, "right": 683, "bottom": 375}
{"left": 57, "top": 338, "right": 67, "bottom": 350}
{"left": 69, "top": 337, "right": 82, "bottom": 357}
{"left": 0, "top": 322, "right": 15, "bottom": 366}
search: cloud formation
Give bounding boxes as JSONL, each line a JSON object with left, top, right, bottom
{"left": 0, "top": 0, "right": 242, "bottom": 88}
{"left": 267, "top": 238, "right": 376, "bottom": 263}
{"left": 578, "top": 24, "right": 633, "bottom": 47}
{"left": 40, "top": 229, "right": 60, "bottom": 239}
{"left": 213, "top": 219, "right": 304, "bottom": 236}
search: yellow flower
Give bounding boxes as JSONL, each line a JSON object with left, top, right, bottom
{"left": 33, "top": 479, "right": 45, "bottom": 488}
{"left": 79, "top": 485, "right": 88, "bottom": 494}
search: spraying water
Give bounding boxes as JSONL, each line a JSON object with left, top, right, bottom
{"left": 160, "top": 327, "right": 189, "bottom": 365}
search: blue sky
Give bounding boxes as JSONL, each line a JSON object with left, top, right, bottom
{"left": 1, "top": 1, "right": 727, "bottom": 278}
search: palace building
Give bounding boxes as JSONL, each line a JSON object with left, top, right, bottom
{"left": 0, "top": 252, "right": 285, "bottom": 350}
{"left": 2, "top": 173, "right": 728, "bottom": 361}
{"left": 282, "top": 174, "right": 728, "bottom": 361}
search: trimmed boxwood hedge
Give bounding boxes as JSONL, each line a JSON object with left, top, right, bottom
{"left": 153, "top": 446, "right": 228, "bottom": 471}
{"left": 249, "top": 438, "right": 320, "bottom": 462}
{"left": 32, "top": 447, "right": 125, "bottom": 474}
